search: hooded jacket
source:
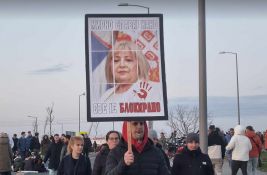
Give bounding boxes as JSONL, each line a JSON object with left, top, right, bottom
{"left": 226, "top": 125, "right": 252, "bottom": 161}
{"left": 245, "top": 130, "right": 262, "bottom": 158}
{"left": 0, "top": 133, "right": 12, "bottom": 172}
{"left": 105, "top": 121, "right": 170, "bottom": 175}
{"left": 105, "top": 138, "right": 170, "bottom": 175}
{"left": 171, "top": 146, "right": 214, "bottom": 175}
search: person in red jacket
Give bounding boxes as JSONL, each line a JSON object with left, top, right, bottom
{"left": 245, "top": 126, "right": 262, "bottom": 175}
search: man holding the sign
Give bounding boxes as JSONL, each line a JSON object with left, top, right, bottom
{"left": 105, "top": 121, "right": 170, "bottom": 175}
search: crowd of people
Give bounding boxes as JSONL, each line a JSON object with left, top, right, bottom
{"left": 0, "top": 122, "right": 267, "bottom": 175}
{"left": 207, "top": 125, "right": 266, "bottom": 175}
{"left": 0, "top": 131, "right": 93, "bottom": 175}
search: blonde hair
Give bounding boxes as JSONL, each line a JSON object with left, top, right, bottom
{"left": 67, "top": 136, "right": 84, "bottom": 154}
{"left": 105, "top": 40, "right": 150, "bottom": 84}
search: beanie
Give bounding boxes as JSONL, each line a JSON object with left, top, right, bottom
{"left": 186, "top": 133, "right": 199, "bottom": 143}
{"left": 148, "top": 130, "right": 158, "bottom": 140}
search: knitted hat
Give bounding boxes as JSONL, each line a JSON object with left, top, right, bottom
{"left": 186, "top": 133, "right": 199, "bottom": 143}
{"left": 148, "top": 130, "right": 158, "bottom": 140}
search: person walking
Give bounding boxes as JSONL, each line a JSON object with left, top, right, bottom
{"left": 12, "top": 134, "right": 18, "bottom": 155}
{"left": 26, "top": 131, "right": 33, "bottom": 152}
{"left": 225, "top": 128, "right": 235, "bottom": 167}
{"left": 208, "top": 125, "right": 226, "bottom": 175}
{"left": 57, "top": 136, "right": 92, "bottom": 175}
{"left": 17, "top": 131, "right": 27, "bottom": 160}
{"left": 159, "top": 132, "right": 167, "bottom": 151}
{"left": 148, "top": 129, "right": 171, "bottom": 170}
{"left": 44, "top": 134, "right": 63, "bottom": 175}
{"left": 60, "top": 135, "right": 71, "bottom": 161}
{"left": 82, "top": 134, "right": 92, "bottom": 157}
{"left": 0, "top": 133, "right": 13, "bottom": 175}
{"left": 92, "top": 131, "right": 120, "bottom": 175}
{"left": 172, "top": 133, "right": 214, "bottom": 175}
{"left": 30, "top": 132, "right": 41, "bottom": 153}
{"left": 93, "top": 141, "right": 97, "bottom": 153}
{"left": 245, "top": 126, "right": 262, "bottom": 175}
{"left": 105, "top": 121, "right": 170, "bottom": 175}
{"left": 226, "top": 125, "right": 252, "bottom": 175}
{"left": 40, "top": 135, "right": 51, "bottom": 159}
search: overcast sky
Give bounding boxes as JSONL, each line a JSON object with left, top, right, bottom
{"left": 1, "top": 0, "right": 267, "bottom": 136}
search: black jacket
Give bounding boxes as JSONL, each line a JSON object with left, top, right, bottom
{"left": 30, "top": 137, "right": 40, "bottom": 150}
{"left": 208, "top": 131, "right": 226, "bottom": 159}
{"left": 92, "top": 145, "right": 109, "bottom": 175}
{"left": 83, "top": 138, "right": 92, "bottom": 152}
{"left": 105, "top": 138, "right": 170, "bottom": 175}
{"left": 171, "top": 147, "right": 214, "bottom": 175}
{"left": 57, "top": 154, "right": 92, "bottom": 175}
{"left": 12, "top": 137, "right": 18, "bottom": 152}
{"left": 155, "top": 143, "right": 171, "bottom": 170}
{"left": 44, "top": 142, "right": 63, "bottom": 170}
{"left": 60, "top": 144, "right": 68, "bottom": 161}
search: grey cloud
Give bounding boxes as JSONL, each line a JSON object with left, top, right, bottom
{"left": 252, "top": 86, "right": 263, "bottom": 90}
{"left": 29, "top": 64, "right": 71, "bottom": 74}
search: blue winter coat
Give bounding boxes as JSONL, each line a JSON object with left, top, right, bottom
{"left": 17, "top": 137, "right": 27, "bottom": 152}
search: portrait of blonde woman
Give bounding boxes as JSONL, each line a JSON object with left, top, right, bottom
{"left": 101, "top": 32, "right": 162, "bottom": 103}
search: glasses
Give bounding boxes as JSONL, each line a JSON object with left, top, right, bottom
{"left": 132, "top": 122, "right": 144, "bottom": 126}
{"left": 108, "top": 137, "right": 119, "bottom": 141}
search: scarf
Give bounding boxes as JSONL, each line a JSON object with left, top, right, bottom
{"left": 122, "top": 121, "right": 148, "bottom": 153}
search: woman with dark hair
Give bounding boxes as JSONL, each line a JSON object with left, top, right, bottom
{"left": 92, "top": 131, "right": 120, "bottom": 175}
{"left": 57, "top": 136, "right": 92, "bottom": 175}
{"left": 40, "top": 135, "right": 51, "bottom": 159}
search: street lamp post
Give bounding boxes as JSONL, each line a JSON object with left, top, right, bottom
{"left": 57, "top": 122, "right": 64, "bottom": 134}
{"left": 118, "top": 3, "right": 150, "bottom": 14}
{"left": 79, "top": 92, "right": 86, "bottom": 133}
{"left": 27, "top": 116, "right": 38, "bottom": 133}
{"left": 219, "top": 51, "right": 240, "bottom": 124}
{"left": 118, "top": 2, "right": 153, "bottom": 130}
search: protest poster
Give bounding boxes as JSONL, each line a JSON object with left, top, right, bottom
{"left": 85, "top": 14, "right": 168, "bottom": 121}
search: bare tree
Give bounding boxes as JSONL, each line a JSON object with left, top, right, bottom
{"left": 44, "top": 103, "right": 55, "bottom": 136}
{"left": 167, "top": 105, "right": 213, "bottom": 137}
{"left": 43, "top": 116, "right": 49, "bottom": 135}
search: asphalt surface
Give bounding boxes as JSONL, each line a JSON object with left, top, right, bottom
{"left": 222, "top": 159, "right": 267, "bottom": 175}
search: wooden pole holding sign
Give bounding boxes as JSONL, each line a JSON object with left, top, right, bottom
{"left": 127, "top": 122, "right": 132, "bottom": 152}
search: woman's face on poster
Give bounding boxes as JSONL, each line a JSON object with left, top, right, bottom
{"left": 112, "top": 49, "right": 138, "bottom": 84}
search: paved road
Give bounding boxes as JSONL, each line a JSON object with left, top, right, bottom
{"left": 222, "top": 159, "right": 267, "bottom": 175}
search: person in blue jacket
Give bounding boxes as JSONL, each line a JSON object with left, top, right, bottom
{"left": 17, "top": 132, "right": 27, "bottom": 160}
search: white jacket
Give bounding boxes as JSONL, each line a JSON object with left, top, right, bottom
{"left": 226, "top": 125, "right": 252, "bottom": 161}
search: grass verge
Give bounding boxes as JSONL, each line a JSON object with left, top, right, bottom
{"left": 258, "top": 151, "right": 267, "bottom": 172}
